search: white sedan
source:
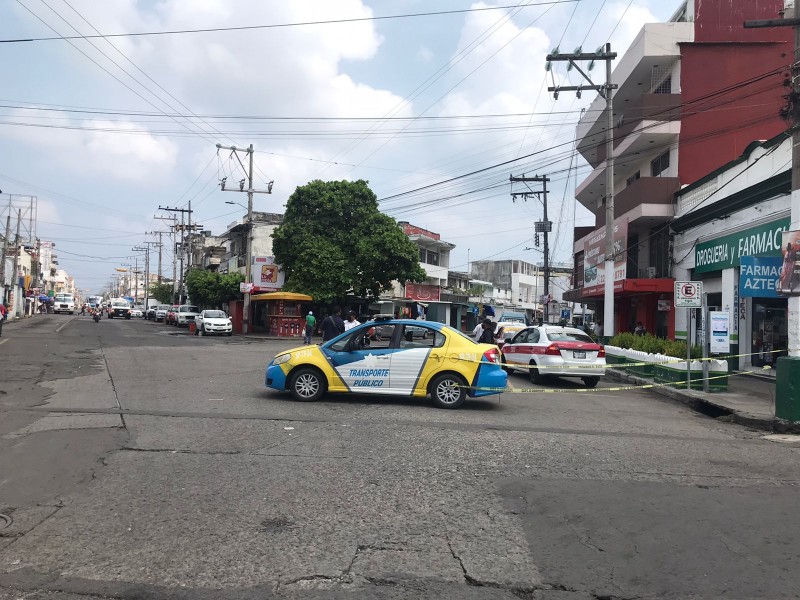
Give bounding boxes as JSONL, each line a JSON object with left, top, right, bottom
{"left": 130, "top": 308, "right": 143, "bottom": 318}
{"left": 501, "top": 325, "right": 606, "bottom": 388}
{"left": 195, "top": 310, "right": 233, "bottom": 336}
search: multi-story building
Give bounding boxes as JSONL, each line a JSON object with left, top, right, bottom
{"left": 219, "top": 212, "right": 284, "bottom": 285}
{"left": 563, "top": 0, "right": 790, "bottom": 338}
{"left": 470, "top": 259, "right": 572, "bottom": 321}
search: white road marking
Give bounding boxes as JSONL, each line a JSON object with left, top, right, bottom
{"left": 55, "top": 317, "right": 76, "bottom": 333}
{"left": 0, "top": 338, "right": 8, "bottom": 346}
{"left": 762, "top": 434, "right": 800, "bottom": 444}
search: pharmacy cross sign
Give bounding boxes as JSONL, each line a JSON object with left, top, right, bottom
{"left": 675, "top": 281, "right": 703, "bottom": 308}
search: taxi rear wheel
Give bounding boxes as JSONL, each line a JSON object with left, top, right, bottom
{"left": 289, "top": 367, "right": 326, "bottom": 402}
{"left": 529, "top": 361, "right": 545, "bottom": 384}
{"left": 430, "top": 373, "right": 466, "bottom": 409}
{"left": 583, "top": 376, "right": 600, "bottom": 388}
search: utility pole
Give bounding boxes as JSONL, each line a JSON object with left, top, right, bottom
{"left": 215, "top": 144, "right": 273, "bottom": 335}
{"left": 142, "top": 241, "right": 159, "bottom": 311}
{"left": 158, "top": 207, "right": 194, "bottom": 303}
{"left": 511, "top": 175, "right": 551, "bottom": 323}
{"left": 0, "top": 214, "right": 10, "bottom": 305}
{"left": 9, "top": 210, "right": 21, "bottom": 317}
{"left": 154, "top": 215, "right": 177, "bottom": 286}
{"left": 547, "top": 44, "right": 617, "bottom": 339}
{"left": 746, "top": 10, "right": 800, "bottom": 419}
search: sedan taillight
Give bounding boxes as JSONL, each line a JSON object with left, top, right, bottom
{"left": 597, "top": 346, "right": 605, "bottom": 358}
{"left": 483, "top": 348, "right": 500, "bottom": 363}
{"left": 544, "top": 343, "right": 561, "bottom": 356}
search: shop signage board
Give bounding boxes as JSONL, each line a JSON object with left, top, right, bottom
{"left": 582, "top": 217, "right": 628, "bottom": 295}
{"left": 694, "top": 217, "right": 789, "bottom": 273}
{"left": 252, "top": 256, "right": 285, "bottom": 292}
{"left": 777, "top": 230, "right": 800, "bottom": 295}
{"left": 675, "top": 281, "right": 702, "bottom": 308}
{"left": 240, "top": 282, "right": 254, "bottom": 293}
{"left": 405, "top": 283, "right": 441, "bottom": 301}
{"left": 739, "top": 256, "right": 781, "bottom": 298}
{"left": 709, "top": 311, "right": 730, "bottom": 353}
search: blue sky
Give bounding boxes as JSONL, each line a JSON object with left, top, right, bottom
{"left": 0, "top": 0, "right": 684, "bottom": 294}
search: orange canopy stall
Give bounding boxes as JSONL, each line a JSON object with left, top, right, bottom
{"left": 250, "top": 292, "right": 313, "bottom": 336}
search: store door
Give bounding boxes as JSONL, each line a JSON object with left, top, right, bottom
{"left": 751, "top": 300, "right": 788, "bottom": 367}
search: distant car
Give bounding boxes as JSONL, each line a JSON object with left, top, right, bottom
{"left": 165, "top": 305, "right": 180, "bottom": 325}
{"left": 145, "top": 305, "right": 157, "bottom": 320}
{"left": 501, "top": 325, "right": 606, "bottom": 388}
{"left": 496, "top": 312, "right": 528, "bottom": 343}
{"left": 155, "top": 304, "right": 170, "bottom": 322}
{"left": 265, "top": 318, "right": 507, "bottom": 409}
{"left": 130, "top": 308, "right": 143, "bottom": 318}
{"left": 195, "top": 310, "right": 233, "bottom": 336}
{"left": 175, "top": 304, "right": 200, "bottom": 327}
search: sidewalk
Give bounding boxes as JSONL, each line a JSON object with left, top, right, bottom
{"left": 607, "top": 366, "right": 798, "bottom": 433}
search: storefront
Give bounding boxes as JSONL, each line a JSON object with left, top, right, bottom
{"left": 250, "top": 291, "right": 313, "bottom": 337}
{"left": 674, "top": 213, "right": 790, "bottom": 370}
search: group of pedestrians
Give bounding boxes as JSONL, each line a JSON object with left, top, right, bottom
{"left": 303, "top": 306, "right": 362, "bottom": 344}
{"left": 472, "top": 318, "right": 504, "bottom": 345}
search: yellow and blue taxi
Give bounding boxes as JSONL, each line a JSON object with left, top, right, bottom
{"left": 265, "top": 317, "right": 507, "bottom": 409}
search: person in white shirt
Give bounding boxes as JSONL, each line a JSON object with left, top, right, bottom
{"left": 343, "top": 311, "right": 360, "bottom": 331}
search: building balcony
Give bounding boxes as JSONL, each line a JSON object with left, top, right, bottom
{"left": 576, "top": 121, "right": 680, "bottom": 212}
{"left": 576, "top": 21, "right": 692, "bottom": 148}
{"left": 591, "top": 176, "right": 679, "bottom": 227}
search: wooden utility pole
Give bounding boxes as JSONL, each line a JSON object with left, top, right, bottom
{"left": 215, "top": 143, "right": 273, "bottom": 335}
{"left": 0, "top": 214, "right": 10, "bottom": 305}
{"left": 510, "top": 174, "right": 551, "bottom": 323}
{"left": 546, "top": 45, "right": 617, "bottom": 339}
{"left": 9, "top": 210, "right": 21, "bottom": 316}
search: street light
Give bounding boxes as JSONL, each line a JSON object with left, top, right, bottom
{"left": 225, "top": 200, "right": 247, "bottom": 210}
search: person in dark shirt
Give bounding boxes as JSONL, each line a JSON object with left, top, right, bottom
{"left": 321, "top": 306, "right": 346, "bottom": 341}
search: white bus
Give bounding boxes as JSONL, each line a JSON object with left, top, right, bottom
{"left": 53, "top": 293, "right": 75, "bottom": 314}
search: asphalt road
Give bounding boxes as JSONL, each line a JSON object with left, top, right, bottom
{"left": 1, "top": 314, "right": 799, "bottom": 599}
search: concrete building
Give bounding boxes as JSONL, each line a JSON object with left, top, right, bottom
{"left": 563, "top": 0, "right": 791, "bottom": 339}
{"left": 219, "top": 212, "right": 283, "bottom": 286}
{"left": 672, "top": 133, "right": 790, "bottom": 371}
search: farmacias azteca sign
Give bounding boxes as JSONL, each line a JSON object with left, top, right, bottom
{"left": 694, "top": 218, "right": 789, "bottom": 274}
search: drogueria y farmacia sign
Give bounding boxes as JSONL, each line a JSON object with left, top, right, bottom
{"left": 694, "top": 217, "right": 789, "bottom": 274}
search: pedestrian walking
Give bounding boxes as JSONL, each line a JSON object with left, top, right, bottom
{"left": 321, "top": 307, "right": 345, "bottom": 342}
{"left": 478, "top": 320, "right": 495, "bottom": 344}
{"left": 592, "top": 321, "right": 603, "bottom": 339}
{"left": 634, "top": 321, "right": 646, "bottom": 336}
{"left": 304, "top": 311, "right": 316, "bottom": 344}
{"left": 0, "top": 302, "right": 7, "bottom": 337}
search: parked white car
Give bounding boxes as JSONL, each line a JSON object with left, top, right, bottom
{"left": 175, "top": 305, "right": 200, "bottom": 327}
{"left": 154, "top": 304, "right": 170, "bottom": 322}
{"left": 195, "top": 310, "right": 233, "bottom": 336}
{"left": 130, "top": 308, "right": 143, "bottom": 318}
{"left": 501, "top": 325, "right": 606, "bottom": 388}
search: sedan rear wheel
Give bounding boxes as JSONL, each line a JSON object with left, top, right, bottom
{"left": 430, "top": 373, "right": 466, "bottom": 409}
{"left": 288, "top": 368, "right": 326, "bottom": 402}
{"left": 529, "top": 361, "right": 545, "bottom": 384}
{"left": 583, "top": 376, "right": 600, "bottom": 388}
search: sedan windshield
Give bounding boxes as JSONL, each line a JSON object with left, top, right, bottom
{"left": 204, "top": 310, "right": 227, "bottom": 318}
{"left": 181, "top": 306, "right": 200, "bottom": 313}
{"left": 546, "top": 328, "right": 593, "bottom": 343}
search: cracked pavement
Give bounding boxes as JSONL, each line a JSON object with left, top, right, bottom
{"left": 1, "top": 315, "right": 799, "bottom": 599}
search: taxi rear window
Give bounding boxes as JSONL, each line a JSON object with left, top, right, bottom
{"left": 546, "top": 328, "right": 593, "bottom": 343}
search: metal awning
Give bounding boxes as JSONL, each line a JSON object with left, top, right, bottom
{"left": 250, "top": 292, "right": 312, "bottom": 302}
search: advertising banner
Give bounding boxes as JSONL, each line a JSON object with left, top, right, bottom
{"left": 252, "top": 256, "right": 285, "bottom": 292}
{"left": 583, "top": 217, "right": 627, "bottom": 295}
{"left": 739, "top": 256, "right": 781, "bottom": 298}
{"left": 405, "top": 283, "right": 441, "bottom": 301}
{"left": 777, "top": 230, "right": 800, "bottom": 296}
{"left": 709, "top": 311, "right": 730, "bottom": 354}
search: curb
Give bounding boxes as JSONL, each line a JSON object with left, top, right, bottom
{"left": 607, "top": 368, "right": 800, "bottom": 433}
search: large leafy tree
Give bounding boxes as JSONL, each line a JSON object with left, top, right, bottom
{"left": 148, "top": 281, "right": 174, "bottom": 304}
{"left": 184, "top": 269, "right": 244, "bottom": 308}
{"left": 272, "top": 180, "right": 426, "bottom": 302}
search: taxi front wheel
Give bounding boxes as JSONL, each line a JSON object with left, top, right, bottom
{"left": 430, "top": 373, "right": 466, "bottom": 409}
{"left": 289, "top": 367, "right": 326, "bottom": 402}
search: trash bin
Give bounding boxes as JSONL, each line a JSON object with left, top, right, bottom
{"left": 189, "top": 322, "right": 196, "bottom": 334}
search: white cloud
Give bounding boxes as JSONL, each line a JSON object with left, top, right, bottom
{"left": 416, "top": 45, "right": 434, "bottom": 63}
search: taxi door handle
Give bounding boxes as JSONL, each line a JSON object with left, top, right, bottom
{"left": 375, "top": 355, "right": 390, "bottom": 360}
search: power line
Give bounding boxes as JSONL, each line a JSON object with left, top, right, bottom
{"left": 1, "top": 1, "right": 581, "bottom": 43}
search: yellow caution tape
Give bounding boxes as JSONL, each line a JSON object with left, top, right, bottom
{"left": 463, "top": 365, "right": 771, "bottom": 395}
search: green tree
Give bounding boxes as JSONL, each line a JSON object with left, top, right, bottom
{"left": 148, "top": 281, "right": 174, "bottom": 304}
{"left": 272, "top": 180, "right": 426, "bottom": 302}
{"left": 184, "top": 269, "right": 244, "bottom": 308}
